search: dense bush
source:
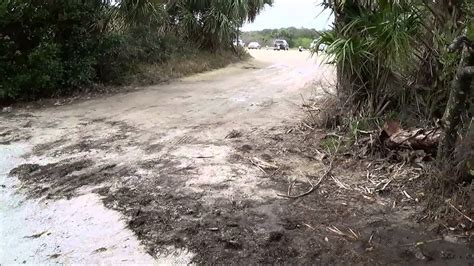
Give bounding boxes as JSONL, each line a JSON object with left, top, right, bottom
{"left": 0, "top": 0, "right": 272, "bottom": 102}
{"left": 293, "top": 37, "right": 313, "bottom": 48}
{"left": 0, "top": 0, "right": 107, "bottom": 100}
{"left": 97, "top": 30, "right": 189, "bottom": 84}
{"left": 0, "top": 2, "right": 188, "bottom": 100}
{"left": 0, "top": 37, "right": 61, "bottom": 99}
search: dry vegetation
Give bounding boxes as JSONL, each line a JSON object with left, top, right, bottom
{"left": 132, "top": 50, "right": 246, "bottom": 86}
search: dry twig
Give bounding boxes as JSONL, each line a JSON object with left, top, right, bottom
{"left": 327, "top": 226, "right": 359, "bottom": 240}
{"left": 249, "top": 158, "right": 268, "bottom": 175}
{"left": 277, "top": 136, "right": 340, "bottom": 199}
{"left": 250, "top": 157, "right": 279, "bottom": 177}
{"left": 300, "top": 93, "right": 317, "bottom": 125}
{"left": 447, "top": 201, "right": 474, "bottom": 223}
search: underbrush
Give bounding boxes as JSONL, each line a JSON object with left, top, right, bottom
{"left": 0, "top": 0, "right": 247, "bottom": 104}
{"left": 128, "top": 50, "right": 244, "bottom": 86}
{"left": 0, "top": 30, "right": 245, "bottom": 106}
{"left": 304, "top": 91, "right": 473, "bottom": 234}
{"left": 426, "top": 169, "right": 473, "bottom": 233}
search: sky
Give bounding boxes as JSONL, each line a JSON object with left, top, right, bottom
{"left": 242, "top": 0, "right": 334, "bottom": 32}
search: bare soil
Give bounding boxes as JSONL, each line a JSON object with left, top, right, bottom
{"left": 1, "top": 50, "right": 472, "bottom": 264}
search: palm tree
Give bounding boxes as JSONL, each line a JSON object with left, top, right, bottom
{"left": 167, "top": 0, "right": 273, "bottom": 50}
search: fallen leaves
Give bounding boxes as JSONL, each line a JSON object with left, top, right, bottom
{"left": 381, "top": 120, "right": 441, "bottom": 154}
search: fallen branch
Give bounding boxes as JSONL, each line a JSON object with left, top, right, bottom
{"left": 278, "top": 175, "right": 316, "bottom": 198}
{"left": 195, "top": 156, "right": 213, "bottom": 159}
{"left": 399, "top": 238, "right": 443, "bottom": 247}
{"left": 448, "top": 201, "right": 474, "bottom": 223}
{"left": 277, "top": 157, "right": 335, "bottom": 199}
{"left": 250, "top": 158, "right": 268, "bottom": 175}
{"left": 250, "top": 157, "right": 279, "bottom": 177}
{"left": 327, "top": 226, "right": 359, "bottom": 240}
{"left": 302, "top": 122, "right": 315, "bottom": 131}
{"left": 277, "top": 136, "right": 340, "bottom": 199}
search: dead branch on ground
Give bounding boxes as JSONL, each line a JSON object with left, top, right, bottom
{"left": 447, "top": 201, "right": 474, "bottom": 223}
{"left": 277, "top": 141, "right": 340, "bottom": 199}
{"left": 250, "top": 157, "right": 279, "bottom": 177}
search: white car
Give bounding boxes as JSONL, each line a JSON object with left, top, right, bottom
{"left": 233, "top": 39, "right": 245, "bottom": 47}
{"left": 247, "top": 42, "right": 261, "bottom": 49}
{"left": 311, "top": 39, "right": 327, "bottom": 51}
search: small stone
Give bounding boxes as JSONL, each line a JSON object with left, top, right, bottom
{"left": 93, "top": 247, "right": 107, "bottom": 253}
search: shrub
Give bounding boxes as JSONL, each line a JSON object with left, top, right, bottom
{"left": 0, "top": 0, "right": 262, "bottom": 102}
{"left": 97, "top": 29, "right": 189, "bottom": 85}
{"left": 0, "top": 0, "right": 107, "bottom": 101}
{"left": 0, "top": 39, "right": 63, "bottom": 100}
{"left": 293, "top": 37, "right": 313, "bottom": 48}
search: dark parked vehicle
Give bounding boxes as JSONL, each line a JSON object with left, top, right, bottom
{"left": 273, "top": 39, "right": 289, "bottom": 50}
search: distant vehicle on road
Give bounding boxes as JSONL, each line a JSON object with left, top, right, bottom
{"left": 247, "top": 42, "right": 261, "bottom": 49}
{"left": 273, "top": 39, "right": 289, "bottom": 50}
{"left": 310, "top": 39, "right": 327, "bottom": 51}
{"left": 233, "top": 39, "right": 245, "bottom": 47}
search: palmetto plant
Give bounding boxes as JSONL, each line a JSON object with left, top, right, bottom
{"left": 316, "top": 0, "right": 424, "bottom": 115}
{"left": 103, "top": 0, "right": 169, "bottom": 32}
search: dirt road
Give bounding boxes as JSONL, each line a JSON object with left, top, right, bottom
{"left": 1, "top": 50, "right": 471, "bottom": 264}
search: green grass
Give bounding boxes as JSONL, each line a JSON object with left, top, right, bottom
{"left": 320, "top": 136, "right": 342, "bottom": 155}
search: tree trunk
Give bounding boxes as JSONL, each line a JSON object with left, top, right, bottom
{"left": 437, "top": 37, "right": 474, "bottom": 166}
{"left": 416, "top": 0, "right": 464, "bottom": 117}
{"left": 333, "top": 0, "right": 357, "bottom": 111}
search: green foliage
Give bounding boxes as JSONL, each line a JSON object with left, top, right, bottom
{"left": 168, "top": 0, "right": 272, "bottom": 50}
{"left": 317, "top": 0, "right": 473, "bottom": 124}
{"left": 293, "top": 37, "right": 313, "bottom": 48}
{"left": 0, "top": 0, "right": 108, "bottom": 100}
{"left": 117, "top": 0, "right": 167, "bottom": 27}
{"left": 0, "top": 40, "right": 63, "bottom": 99}
{"left": 97, "top": 30, "right": 188, "bottom": 84}
{"left": 0, "top": 0, "right": 273, "bottom": 102}
{"left": 315, "top": 0, "right": 424, "bottom": 115}
{"left": 320, "top": 136, "right": 342, "bottom": 154}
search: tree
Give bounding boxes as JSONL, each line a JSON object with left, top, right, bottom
{"left": 115, "top": 0, "right": 167, "bottom": 28}
{"left": 167, "top": 0, "right": 272, "bottom": 50}
{"left": 437, "top": 35, "right": 474, "bottom": 168}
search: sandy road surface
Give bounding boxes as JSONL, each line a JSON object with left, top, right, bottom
{"left": 1, "top": 50, "right": 471, "bottom": 264}
{"left": 0, "top": 50, "right": 332, "bottom": 264}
